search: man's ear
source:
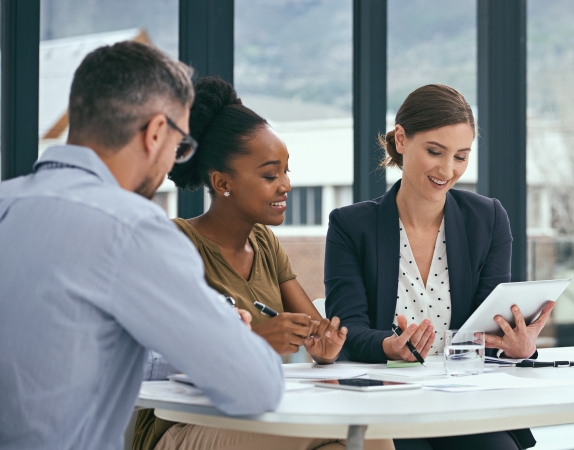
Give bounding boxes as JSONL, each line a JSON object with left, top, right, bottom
{"left": 141, "top": 114, "right": 169, "bottom": 161}
{"left": 211, "top": 171, "right": 231, "bottom": 197}
{"left": 395, "top": 124, "right": 407, "bottom": 155}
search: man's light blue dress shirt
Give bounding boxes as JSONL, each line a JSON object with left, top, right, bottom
{"left": 0, "top": 145, "right": 284, "bottom": 450}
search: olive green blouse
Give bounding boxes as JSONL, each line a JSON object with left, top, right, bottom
{"left": 132, "top": 220, "right": 297, "bottom": 450}
{"left": 172, "top": 219, "right": 296, "bottom": 326}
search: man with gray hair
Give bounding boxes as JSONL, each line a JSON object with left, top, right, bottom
{"left": 0, "top": 41, "right": 283, "bottom": 450}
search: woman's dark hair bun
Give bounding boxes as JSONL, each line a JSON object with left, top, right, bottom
{"left": 188, "top": 77, "right": 242, "bottom": 142}
{"left": 169, "top": 76, "right": 267, "bottom": 192}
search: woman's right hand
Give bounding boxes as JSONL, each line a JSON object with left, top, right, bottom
{"left": 382, "top": 315, "right": 435, "bottom": 361}
{"left": 252, "top": 313, "right": 311, "bottom": 355}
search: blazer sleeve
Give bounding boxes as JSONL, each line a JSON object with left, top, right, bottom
{"left": 472, "top": 199, "right": 512, "bottom": 312}
{"left": 325, "top": 208, "right": 391, "bottom": 362}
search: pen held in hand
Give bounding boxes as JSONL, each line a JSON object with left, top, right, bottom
{"left": 253, "top": 301, "right": 278, "bottom": 317}
{"left": 254, "top": 301, "right": 317, "bottom": 340}
{"left": 391, "top": 323, "right": 427, "bottom": 367}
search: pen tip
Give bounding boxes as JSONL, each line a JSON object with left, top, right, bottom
{"left": 422, "top": 363, "right": 427, "bottom": 367}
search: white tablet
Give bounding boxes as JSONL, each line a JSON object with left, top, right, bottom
{"left": 457, "top": 279, "right": 571, "bottom": 336}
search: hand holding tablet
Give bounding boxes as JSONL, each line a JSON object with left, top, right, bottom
{"left": 484, "top": 302, "right": 555, "bottom": 359}
{"left": 457, "top": 279, "right": 570, "bottom": 359}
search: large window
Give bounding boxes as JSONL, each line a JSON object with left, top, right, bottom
{"left": 235, "top": 0, "right": 353, "bottom": 309}
{"left": 527, "top": 0, "right": 574, "bottom": 346}
{"left": 386, "top": 0, "right": 477, "bottom": 191}
{"left": 38, "top": 0, "right": 178, "bottom": 216}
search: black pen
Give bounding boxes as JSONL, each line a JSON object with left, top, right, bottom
{"left": 516, "top": 360, "right": 573, "bottom": 368}
{"left": 391, "top": 323, "right": 427, "bottom": 367}
{"left": 223, "top": 296, "right": 242, "bottom": 321}
{"left": 254, "top": 301, "right": 278, "bottom": 317}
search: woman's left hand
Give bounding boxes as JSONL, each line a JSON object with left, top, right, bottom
{"left": 304, "top": 316, "right": 347, "bottom": 364}
{"left": 485, "top": 302, "right": 555, "bottom": 359}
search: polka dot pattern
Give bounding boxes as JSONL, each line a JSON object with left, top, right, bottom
{"left": 394, "top": 218, "right": 452, "bottom": 354}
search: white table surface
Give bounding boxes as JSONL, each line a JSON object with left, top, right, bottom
{"left": 136, "top": 347, "right": 574, "bottom": 445}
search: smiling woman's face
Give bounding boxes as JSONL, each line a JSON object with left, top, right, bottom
{"left": 396, "top": 123, "right": 475, "bottom": 204}
{"left": 223, "top": 125, "right": 291, "bottom": 226}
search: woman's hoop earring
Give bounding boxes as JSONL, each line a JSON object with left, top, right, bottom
{"left": 224, "top": 191, "right": 230, "bottom": 197}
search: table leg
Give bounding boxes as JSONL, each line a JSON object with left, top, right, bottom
{"left": 346, "top": 425, "right": 367, "bottom": 450}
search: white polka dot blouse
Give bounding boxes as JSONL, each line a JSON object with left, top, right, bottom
{"left": 393, "top": 218, "right": 451, "bottom": 354}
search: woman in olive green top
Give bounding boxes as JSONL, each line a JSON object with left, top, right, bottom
{"left": 134, "top": 78, "right": 393, "bottom": 450}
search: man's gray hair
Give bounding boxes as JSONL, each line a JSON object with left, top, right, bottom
{"left": 68, "top": 41, "right": 194, "bottom": 150}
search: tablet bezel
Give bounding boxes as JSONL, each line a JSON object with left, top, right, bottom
{"left": 457, "top": 279, "right": 570, "bottom": 337}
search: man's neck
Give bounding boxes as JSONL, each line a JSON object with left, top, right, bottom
{"left": 67, "top": 139, "right": 140, "bottom": 193}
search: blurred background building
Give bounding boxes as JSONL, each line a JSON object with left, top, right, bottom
{"left": 22, "top": 1, "right": 574, "bottom": 348}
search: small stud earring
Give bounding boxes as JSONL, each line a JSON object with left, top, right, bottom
{"left": 224, "top": 191, "right": 230, "bottom": 197}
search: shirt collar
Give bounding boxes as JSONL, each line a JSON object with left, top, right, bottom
{"left": 34, "top": 145, "right": 119, "bottom": 187}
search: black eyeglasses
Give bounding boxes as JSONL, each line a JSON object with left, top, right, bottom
{"left": 140, "top": 116, "right": 198, "bottom": 164}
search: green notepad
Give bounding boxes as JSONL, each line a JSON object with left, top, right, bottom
{"left": 386, "top": 360, "right": 422, "bottom": 368}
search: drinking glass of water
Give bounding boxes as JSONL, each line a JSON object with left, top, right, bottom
{"left": 444, "top": 330, "right": 485, "bottom": 376}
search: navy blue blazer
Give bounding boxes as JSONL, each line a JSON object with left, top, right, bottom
{"left": 325, "top": 180, "right": 512, "bottom": 362}
{"left": 325, "top": 180, "right": 535, "bottom": 448}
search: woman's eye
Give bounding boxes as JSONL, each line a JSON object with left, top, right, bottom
{"left": 285, "top": 169, "right": 291, "bottom": 174}
{"left": 455, "top": 155, "right": 467, "bottom": 162}
{"left": 264, "top": 176, "right": 278, "bottom": 181}
{"left": 427, "top": 149, "right": 441, "bottom": 156}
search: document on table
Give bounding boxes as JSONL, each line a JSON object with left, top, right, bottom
{"left": 423, "top": 373, "right": 574, "bottom": 392}
{"left": 140, "top": 380, "right": 313, "bottom": 406}
{"left": 282, "top": 363, "right": 367, "bottom": 379}
{"left": 140, "top": 381, "right": 213, "bottom": 406}
{"left": 367, "top": 361, "right": 497, "bottom": 380}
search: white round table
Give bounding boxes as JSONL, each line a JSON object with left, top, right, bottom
{"left": 137, "top": 348, "right": 574, "bottom": 450}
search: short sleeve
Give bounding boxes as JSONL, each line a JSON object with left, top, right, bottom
{"left": 276, "top": 239, "right": 296, "bottom": 284}
{"left": 254, "top": 224, "right": 296, "bottom": 285}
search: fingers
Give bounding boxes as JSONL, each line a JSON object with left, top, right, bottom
{"left": 396, "top": 323, "right": 418, "bottom": 349}
{"left": 325, "top": 316, "right": 341, "bottom": 338}
{"left": 287, "top": 313, "right": 311, "bottom": 327}
{"left": 396, "top": 314, "right": 408, "bottom": 331}
{"left": 237, "top": 309, "right": 252, "bottom": 329}
{"left": 494, "top": 315, "right": 514, "bottom": 336}
{"left": 510, "top": 305, "right": 526, "bottom": 333}
{"left": 484, "top": 333, "right": 504, "bottom": 349}
{"left": 409, "top": 319, "right": 432, "bottom": 347}
{"left": 531, "top": 301, "right": 555, "bottom": 328}
{"left": 418, "top": 330, "right": 436, "bottom": 359}
{"left": 313, "top": 318, "right": 331, "bottom": 340}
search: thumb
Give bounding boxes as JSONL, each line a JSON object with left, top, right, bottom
{"left": 396, "top": 314, "right": 407, "bottom": 331}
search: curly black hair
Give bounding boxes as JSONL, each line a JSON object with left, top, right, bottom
{"left": 168, "top": 76, "right": 268, "bottom": 192}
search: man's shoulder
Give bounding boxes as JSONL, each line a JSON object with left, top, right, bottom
{"left": 0, "top": 170, "right": 169, "bottom": 231}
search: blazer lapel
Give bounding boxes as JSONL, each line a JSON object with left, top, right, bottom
{"left": 375, "top": 180, "right": 401, "bottom": 330}
{"left": 444, "top": 192, "right": 473, "bottom": 328}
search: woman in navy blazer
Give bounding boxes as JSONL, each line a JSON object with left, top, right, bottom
{"left": 325, "top": 85, "right": 552, "bottom": 450}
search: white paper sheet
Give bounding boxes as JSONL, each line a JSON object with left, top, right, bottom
{"left": 139, "top": 380, "right": 313, "bottom": 406}
{"left": 423, "top": 372, "right": 574, "bottom": 392}
{"left": 282, "top": 363, "right": 367, "bottom": 379}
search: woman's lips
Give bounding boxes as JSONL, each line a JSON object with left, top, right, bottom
{"left": 270, "top": 200, "right": 287, "bottom": 211}
{"left": 428, "top": 176, "right": 449, "bottom": 190}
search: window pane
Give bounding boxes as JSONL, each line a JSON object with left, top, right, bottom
{"left": 235, "top": 0, "right": 353, "bottom": 313}
{"left": 527, "top": 0, "right": 574, "bottom": 346}
{"left": 387, "top": 0, "right": 477, "bottom": 190}
{"left": 39, "top": 0, "right": 179, "bottom": 216}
